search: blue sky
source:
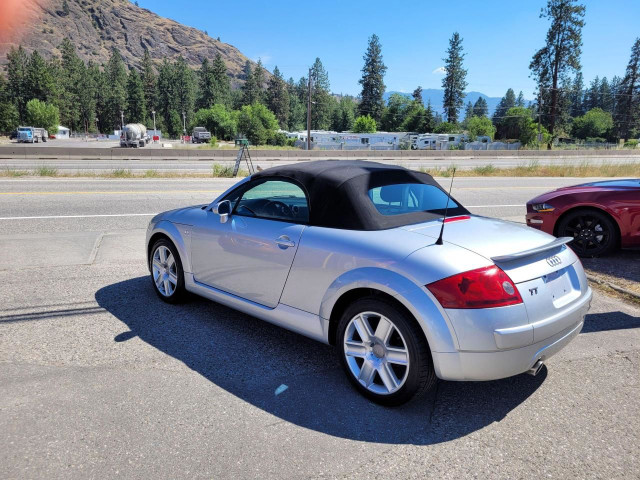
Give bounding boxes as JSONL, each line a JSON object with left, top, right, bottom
{"left": 136, "top": 0, "right": 639, "bottom": 99}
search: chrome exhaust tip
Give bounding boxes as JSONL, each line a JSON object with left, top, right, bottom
{"left": 526, "top": 360, "right": 544, "bottom": 376}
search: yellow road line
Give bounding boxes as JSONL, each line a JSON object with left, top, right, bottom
{"left": 0, "top": 190, "right": 223, "bottom": 196}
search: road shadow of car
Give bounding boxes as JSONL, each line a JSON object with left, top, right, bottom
{"left": 581, "top": 250, "right": 640, "bottom": 288}
{"left": 96, "top": 276, "right": 547, "bottom": 445}
{"left": 582, "top": 311, "right": 640, "bottom": 333}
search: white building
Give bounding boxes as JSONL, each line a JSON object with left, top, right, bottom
{"left": 56, "top": 126, "right": 70, "bottom": 139}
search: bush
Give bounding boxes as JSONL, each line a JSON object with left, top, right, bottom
{"left": 236, "top": 103, "right": 279, "bottom": 145}
{"left": 434, "top": 122, "right": 459, "bottom": 134}
{"left": 192, "top": 105, "right": 237, "bottom": 140}
{"left": 466, "top": 115, "right": 496, "bottom": 140}
{"left": 624, "top": 139, "right": 638, "bottom": 148}
{"left": 209, "top": 135, "right": 218, "bottom": 147}
{"left": 572, "top": 108, "right": 614, "bottom": 140}
{"left": 268, "top": 131, "right": 288, "bottom": 146}
{"left": 25, "top": 99, "right": 59, "bottom": 133}
{"left": 502, "top": 106, "right": 550, "bottom": 146}
{"left": 353, "top": 115, "right": 376, "bottom": 133}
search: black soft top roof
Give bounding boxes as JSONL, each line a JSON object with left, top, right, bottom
{"left": 251, "top": 160, "right": 468, "bottom": 230}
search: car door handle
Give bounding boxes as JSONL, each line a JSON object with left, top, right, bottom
{"left": 275, "top": 235, "right": 295, "bottom": 249}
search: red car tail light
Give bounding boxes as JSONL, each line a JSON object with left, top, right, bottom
{"left": 426, "top": 265, "right": 522, "bottom": 309}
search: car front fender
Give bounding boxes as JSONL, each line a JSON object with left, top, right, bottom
{"left": 147, "top": 220, "right": 192, "bottom": 273}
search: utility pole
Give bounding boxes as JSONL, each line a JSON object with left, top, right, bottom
{"left": 307, "top": 67, "right": 312, "bottom": 151}
{"left": 152, "top": 110, "right": 156, "bottom": 141}
{"left": 182, "top": 111, "right": 186, "bottom": 135}
{"left": 537, "top": 91, "right": 542, "bottom": 150}
{"left": 120, "top": 111, "right": 124, "bottom": 132}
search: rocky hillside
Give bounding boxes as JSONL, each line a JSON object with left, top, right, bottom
{"left": 0, "top": 0, "right": 260, "bottom": 85}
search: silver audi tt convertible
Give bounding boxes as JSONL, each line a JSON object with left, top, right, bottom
{"left": 146, "top": 160, "right": 592, "bottom": 405}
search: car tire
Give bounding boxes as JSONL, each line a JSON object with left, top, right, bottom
{"left": 336, "top": 297, "right": 436, "bottom": 406}
{"left": 557, "top": 208, "right": 618, "bottom": 257}
{"left": 149, "top": 239, "right": 187, "bottom": 303}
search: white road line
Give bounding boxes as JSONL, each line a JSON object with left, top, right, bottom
{"left": 0, "top": 213, "right": 157, "bottom": 220}
{"left": 466, "top": 204, "right": 525, "bottom": 208}
{"left": 0, "top": 205, "right": 526, "bottom": 221}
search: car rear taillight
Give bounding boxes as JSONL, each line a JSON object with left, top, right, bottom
{"left": 426, "top": 265, "right": 522, "bottom": 309}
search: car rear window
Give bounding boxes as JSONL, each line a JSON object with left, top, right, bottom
{"left": 368, "top": 183, "right": 458, "bottom": 216}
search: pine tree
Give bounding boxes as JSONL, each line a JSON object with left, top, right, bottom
{"left": 266, "top": 66, "right": 289, "bottom": 128}
{"left": 6, "top": 46, "right": 29, "bottom": 122}
{"left": 358, "top": 34, "right": 387, "bottom": 122}
{"left": 599, "top": 77, "right": 613, "bottom": 114}
{"left": 570, "top": 71, "right": 584, "bottom": 116}
{"left": 286, "top": 77, "right": 306, "bottom": 131}
{"left": 196, "top": 58, "right": 215, "bottom": 110}
{"left": 412, "top": 86, "right": 423, "bottom": 104}
{"left": 25, "top": 50, "right": 55, "bottom": 104}
{"left": 211, "top": 53, "right": 230, "bottom": 106}
{"left": 493, "top": 88, "right": 517, "bottom": 138}
{"left": 105, "top": 48, "right": 128, "bottom": 130}
{"left": 442, "top": 32, "right": 468, "bottom": 123}
{"left": 156, "top": 59, "right": 175, "bottom": 134}
{"left": 253, "top": 59, "right": 266, "bottom": 104}
{"left": 172, "top": 56, "right": 196, "bottom": 132}
{"left": 141, "top": 49, "right": 157, "bottom": 121}
{"left": 618, "top": 38, "right": 640, "bottom": 139}
{"left": 530, "top": 0, "right": 586, "bottom": 139}
{"left": 463, "top": 101, "right": 474, "bottom": 125}
{"left": 516, "top": 91, "right": 526, "bottom": 107}
{"left": 58, "top": 38, "right": 85, "bottom": 130}
{"left": 310, "top": 57, "right": 332, "bottom": 129}
{"left": 584, "top": 76, "right": 600, "bottom": 111}
{"left": 77, "top": 61, "right": 97, "bottom": 133}
{"left": 473, "top": 97, "right": 488, "bottom": 117}
{"left": 127, "top": 68, "right": 146, "bottom": 123}
{"left": 241, "top": 61, "right": 260, "bottom": 106}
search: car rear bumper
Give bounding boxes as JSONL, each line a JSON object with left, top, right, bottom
{"left": 432, "top": 286, "right": 592, "bottom": 381}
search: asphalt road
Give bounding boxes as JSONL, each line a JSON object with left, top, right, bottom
{"left": 1, "top": 177, "right": 638, "bottom": 479}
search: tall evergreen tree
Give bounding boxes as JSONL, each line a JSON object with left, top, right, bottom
{"left": 331, "top": 96, "right": 357, "bottom": 132}
{"left": 172, "top": 56, "right": 196, "bottom": 132}
{"left": 570, "top": 71, "right": 584, "bottom": 116}
{"left": 196, "top": 58, "right": 215, "bottom": 110}
{"left": 493, "top": 88, "right": 517, "bottom": 138}
{"left": 58, "top": 38, "right": 85, "bottom": 130}
{"left": 105, "top": 48, "right": 128, "bottom": 130}
{"left": 473, "top": 97, "right": 488, "bottom": 117}
{"left": 25, "top": 50, "right": 55, "bottom": 104}
{"left": 286, "top": 77, "right": 306, "bottom": 131}
{"left": 126, "top": 68, "right": 146, "bottom": 123}
{"left": 156, "top": 59, "right": 176, "bottom": 134}
{"left": 241, "top": 61, "right": 260, "bottom": 106}
{"left": 412, "top": 86, "right": 423, "bottom": 104}
{"left": 358, "top": 34, "right": 387, "bottom": 122}
{"left": 442, "top": 32, "right": 468, "bottom": 123}
{"left": 6, "top": 46, "right": 29, "bottom": 122}
{"left": 77, "top": 61, "right": 97, "bottom": 133}
{"left": 266, "top": 66, "right": 289, "bottom": 128}
{"left": 529, "top": 0, "right": 586, "bottom": 139}
{"left": 253, "top": 58, "right": 266, "bottom": 104}
{"left": 516, "top": 91, "right": 526, "bottom": 107}
{"left": 141, "top": 49, "right": 157, "bottom": 120}
{"left": 463, "top": 101, "right": 474, "bottom": 124}
{"left": 381, "top": 93, "right": 412, "bottom": 131}
{"left": 618, "top": 38, "right": 640, "bottom": 139}
{"left": 211, "top": 53, "right": 230, "bottom": 106}
{"left": 584, "top": 76, "right": 600, "bottom": 111}
{"left": 599, "top": 77, "right": 613, "bottom": 114}
{"left": 310, "top": 57, "right": 332, "bottom": 129}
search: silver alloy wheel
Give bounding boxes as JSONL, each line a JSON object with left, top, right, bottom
{"left": 343, "top": 311, "right": 410, "bottom": 395}
{"left": 152, "top": 245, "right": 178, "bottom": 297}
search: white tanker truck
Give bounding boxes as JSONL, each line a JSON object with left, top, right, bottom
{"left": 120, "top": 123, "right": 150, "bottom": 148}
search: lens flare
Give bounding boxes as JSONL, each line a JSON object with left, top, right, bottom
{"left": 0, "top": 0, "right": 47, "bottom": 47}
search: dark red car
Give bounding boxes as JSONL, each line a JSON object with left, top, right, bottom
{"left": 526, "top": 179, "right": 640, "bottom": 256}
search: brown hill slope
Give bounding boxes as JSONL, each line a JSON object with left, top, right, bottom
{"left": 0, "top": 0, "right": 259, "bottom": 84}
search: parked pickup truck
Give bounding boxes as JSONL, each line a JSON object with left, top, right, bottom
{"left": 191, "top": 127, "right": 211, "bottom": 144}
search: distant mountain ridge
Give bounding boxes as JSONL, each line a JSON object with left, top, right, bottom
{"left": 0, "top": 0, "right": 261, "bottom": 85}
{"left": 383, "top": 89, "right": 531, "bottom": 116}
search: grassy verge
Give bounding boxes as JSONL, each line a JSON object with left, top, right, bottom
{"left": 0, "top": 161, "right": 637, "bottom": 179}
{"left": 421, "top": 161, "right": 640, "bottom": 177}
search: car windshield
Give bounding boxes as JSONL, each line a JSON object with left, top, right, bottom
{"left": 368, "top": 183, "right": 458, "bottom": 216}
{"left": 18, "top": 128, "right": 30, "bottom": 132}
